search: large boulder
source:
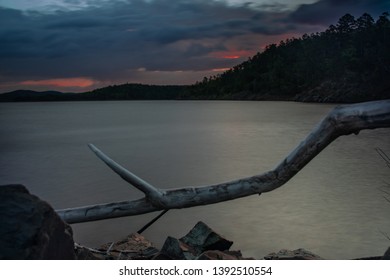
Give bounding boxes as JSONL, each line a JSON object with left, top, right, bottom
{"left": 0, "top": 184, "right": 75, "bottom": 259}
{"left": 180, "top": 221, "right": 233, "bottom": 255}
{"left": 157, "top": 221, "right": 250, "bottom": 260}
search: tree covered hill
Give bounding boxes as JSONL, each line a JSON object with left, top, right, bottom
{"left": 0, "top": 90, "right": 77, "bottom": 102}
{"left": 79, "top": 84, "right": 188, "bottom": 100}
{"left": 187, "top": 12, "right": 390, "bottom": 102}
{"left": 0, "top": 85, "right": 189, "bottom": 102}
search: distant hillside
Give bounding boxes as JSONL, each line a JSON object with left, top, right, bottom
{"left": 0, "top": 90, "right": 79, "bottom": 102}
{"left": 186, "top": 12, "right": 390, "bottom": 103}
{"left": 78, "top": 84, "right": 188, "bottom": 100}
{"left": 0, "top": 85, "right": 189, "bottom": 102}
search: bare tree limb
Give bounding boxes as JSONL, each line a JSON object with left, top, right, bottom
{"left": 88, "top": 143, "right": 165, "bottom": 206}
{"left": 57, "top": 99, "right": 390, "bottom": 224}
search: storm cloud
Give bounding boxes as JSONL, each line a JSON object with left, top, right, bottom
{"left": 290, "top": 0, "right": 390, "bottom": 25}
{"left": 0, "top": 0, "right": 388, "bottom": 91}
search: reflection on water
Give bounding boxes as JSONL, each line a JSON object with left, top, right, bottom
{"left": 1, "top": 100, "right": 389, "bottom": 259}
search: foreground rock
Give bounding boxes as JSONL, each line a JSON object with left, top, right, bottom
{"left": 76, "top": 233, "right": 159, "bottom": 260}
{"left": 382, "top": 247, "right": 390, "bottom": 260}
{"left": 156, "top": 221, "right": 253, "bottom": 260}
{"left": 0, "top": 184, "right": 75, "bottom": 259}
{"left": 197, "top": 250, "right": 250, "bottom": 260}
{"left": 264, "top": 248, "right": 323, "bottom": 260}
{"left": 82, "top": 221, "right": 253, "bottom": 260}
{"left": 76, "top": 221, "right": 390, "bottom": 260}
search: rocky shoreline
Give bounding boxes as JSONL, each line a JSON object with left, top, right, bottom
{"left": 73, "top": 222, "right": 328, "bottom": 260}
{"left": 1, "top": 184, "right": 389, "bottom": 260}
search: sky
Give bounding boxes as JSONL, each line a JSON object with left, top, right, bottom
{"left": 0, "top": 0, "right": 389, "bottom": 93}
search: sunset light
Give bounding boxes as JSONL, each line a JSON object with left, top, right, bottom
{"left": 222, "top": 55, "right": 240, "bottom": 59}
{"left": 20, "top": 78, "right": 95, "bottom": 88}
{"left": 212, "top": 68, "right": 231, "bottom": 72}
{"left": 211, "top": 49, "right": 255, "bottom": 60}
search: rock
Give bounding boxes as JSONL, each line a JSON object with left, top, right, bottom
{"left": 197, "top": 250, "right": 255, "bottom": 260}
{"left": 180, "top": 221, "right": 233, "bottom": 255}
{"left": 99, "top": 233, "right": 159, "bottom": 260}
{"left": 158, "top": 221, "right": 242, "bottom": 260}
{"left": 74, "top": 245, "right": 101, "bottom": 260}
{"left": 382, "top": 247, "right": 390, "bottom": 260}
{"left": 264, "top": 248, "right": 323, "bottom": 260}
{"left": 158, "top": 236, "right": 198, "bottom": 260}
{"left": 76, "top": 233, "right": 159, "bottom": 260}
{"left": 0, "top": 184, "right": 75, "bottom": 259}
{"left": 354, "top": 256, "right": 382, "bottom": 260}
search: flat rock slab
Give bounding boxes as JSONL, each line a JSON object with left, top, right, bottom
{"left": 197, "top": 250, "right": 255, "bottom": 260}
{"left": 76, "top": 233, "right": 159, "bottom": 260}
{"left": 264, "top": 248, "right": 323, "bottom": 260}
{"left": 99, "top": 233, "right": 159, "bottom": 260}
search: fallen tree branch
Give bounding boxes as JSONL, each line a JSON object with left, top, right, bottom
{"left": 57, "top": 99, "right": 390, "bottom": 224}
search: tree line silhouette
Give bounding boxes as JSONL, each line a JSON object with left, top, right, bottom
{"left": 188, "top": 12, "right": 390, "bottom": 102}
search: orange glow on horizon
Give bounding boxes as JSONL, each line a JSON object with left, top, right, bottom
{"left": 211, "top": 49, "right": 253, "bottom": 60}
{"left": 212, "top": 68, "right": 231, "bottom": 72}
{"left": 223, "top": 55, "right": 240, "bottom": 59}
{"left": 20, "top": 77, "right": 95, "bottom": 88}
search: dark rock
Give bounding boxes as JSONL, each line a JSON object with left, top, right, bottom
{"left": 354, "top": 256, "right": 382, "bottom": 260}
{"left": 197, "top": 250, "right": 255, "bottom": 260}
{"left": 0, "top": 184, "right": 75, "bottom": 259}
{"left": 99, "top": 233, "right": 159, "bottom": 260}
{"left": 159, "top": 236, "right": 198, "bottom": 260}
{"left": 180, "top": 221, "right": 233, "bottom": 255}
{"left": 76, "top": 233, "right": 159, "bottom": 260}
{"left": 152, "top": 252, "right": 173, "bottom": 260}
{"left": 264, "top": 248, "right": 322, "bottom": 260}
{"left": 158, "top": 221, "right": 242, "bottom": 260}
{"left": 382, "top": 247, "right": 390, "bottom": 260}
{"left": 74, "top": 245, "right": 101, "bottom": 260}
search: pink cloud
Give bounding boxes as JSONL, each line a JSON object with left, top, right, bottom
{"left": 212, "top": 68, "right": 231, "bottom": 72}
{"left": 211, "top": 49, "right": 254, "bottom": 59}
{"left": 20, "top": 77, "right": 95, "bottom": 88}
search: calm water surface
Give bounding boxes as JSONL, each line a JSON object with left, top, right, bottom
{"left": 1, "top": 101, "right": 389, "bottom": 259}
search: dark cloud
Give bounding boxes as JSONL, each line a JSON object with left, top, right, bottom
{"left": 0, "top": 0, "right": 388, "bottom": 91}
{"left": 46, "top": 18, "right": 104, "bottom": 29}
{"left": 290, "top": 0, "right": 390, "bottom": 25}
{"left": 0, "top": 0, "right": 292, "bottom": 84}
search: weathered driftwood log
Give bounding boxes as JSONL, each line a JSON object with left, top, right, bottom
{"left": 57, "top": 100, "right": 390, "bottom": 224}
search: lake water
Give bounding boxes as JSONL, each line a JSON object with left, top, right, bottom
{"left": 1, "top": 100, "right": 389, "bottom": 259}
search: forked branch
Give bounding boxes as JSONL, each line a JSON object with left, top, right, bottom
{"left": 57, "top": 99, "right": 390, "bottom": 224}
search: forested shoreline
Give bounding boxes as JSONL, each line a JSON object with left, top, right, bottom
{"left": 187, "top": 12, "right": 390, "bottom": 102}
